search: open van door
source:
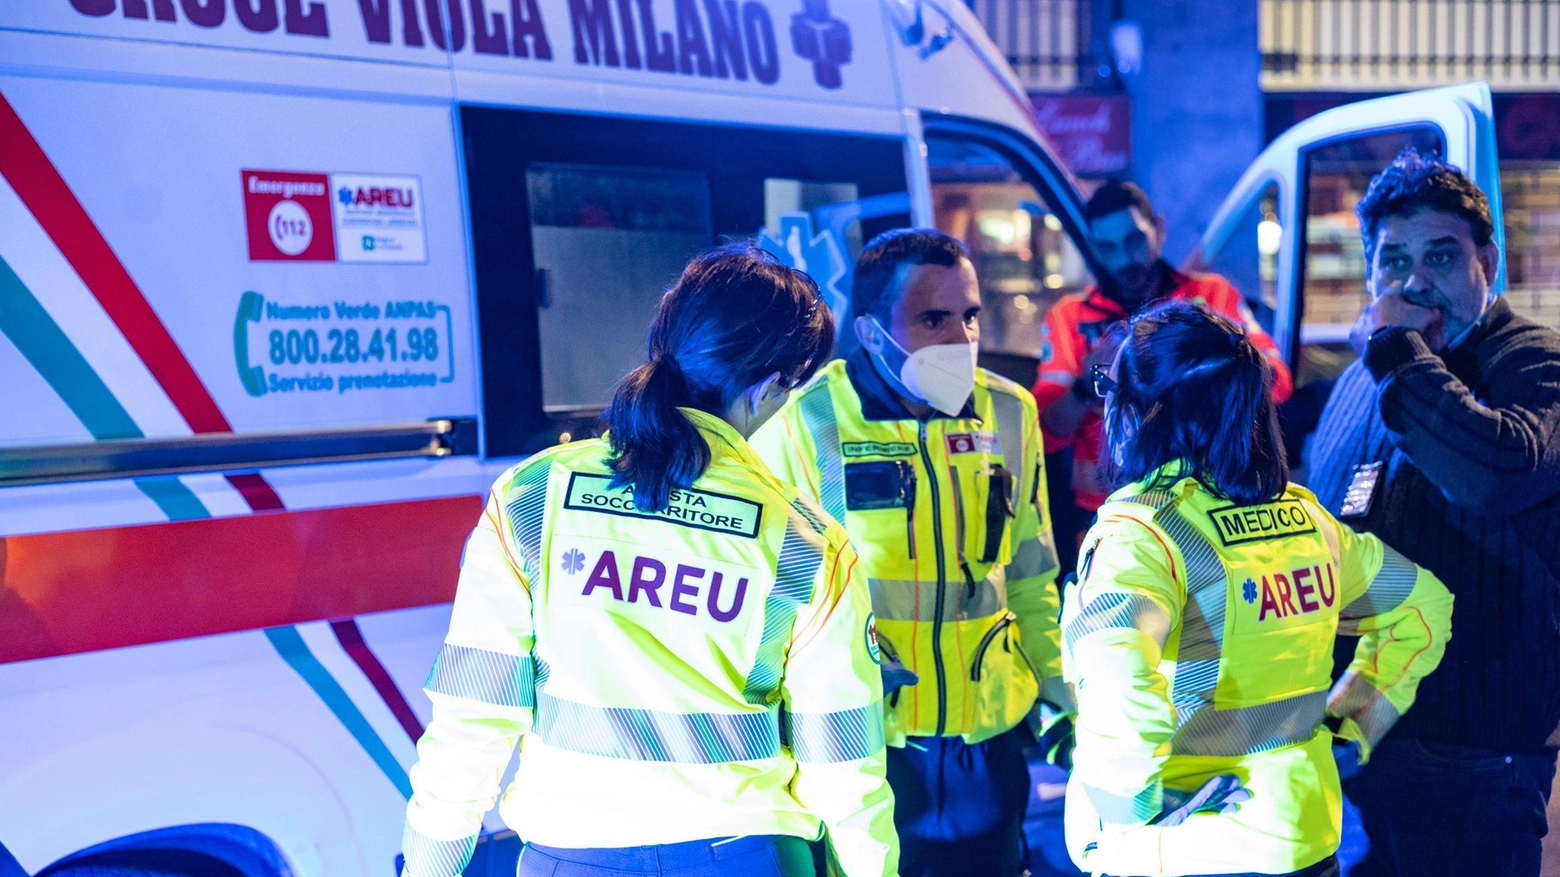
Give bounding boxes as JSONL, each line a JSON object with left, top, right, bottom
{"left": 1189, "top": 83, "right": 1501, "bottom": 463}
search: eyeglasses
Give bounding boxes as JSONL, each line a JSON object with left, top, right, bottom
{"left": 1089, "top": 363, "right": 1118, "bottom": 398}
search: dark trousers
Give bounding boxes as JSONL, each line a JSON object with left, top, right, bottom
{"left": 1346, "top": 735, "right": 1557, "bottom": 877}
{"left": 518, "top": 835, "right": 819, "bottom": 877}
{"left": 1104, "top": 856, "right": 1338, "bottom": 877}
{"left": 886, "top": 723, "right": 1031, "bottom": 877}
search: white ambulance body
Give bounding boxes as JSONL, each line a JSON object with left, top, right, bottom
{"left": 0, "top": 0, "right": 1498, "bottom": 873}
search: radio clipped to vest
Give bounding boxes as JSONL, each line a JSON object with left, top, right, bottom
{"left": 844, "top": 459, "right": 919, "bottom": 560}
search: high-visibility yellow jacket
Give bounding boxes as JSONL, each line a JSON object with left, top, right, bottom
{"left": 1060, "top": 467, "right": 1453, "bottom": 876}
{"left": 402, "top": 408, "right": 898, "bottom": 877}
{"left": 752, "top": 352, "right": 1066, "bottom": 745}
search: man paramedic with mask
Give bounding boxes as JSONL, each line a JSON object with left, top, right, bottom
{"left": 753, "top": 228, "right": 1069, "bottom": 877}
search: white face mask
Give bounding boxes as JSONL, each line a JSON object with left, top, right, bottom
{"left": 872, "top": 319, "right": 978, "bottom": 416}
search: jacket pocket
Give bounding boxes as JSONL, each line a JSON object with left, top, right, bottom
{"left": 951, "top": 464, "right": 1017, "bottom": 572}
{"left": 968, "top": 612, "right": 1040, "bottom": 740}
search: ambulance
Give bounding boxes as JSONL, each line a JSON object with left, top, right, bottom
{"left": 0, "top": 0, "right": 1499, "bottom": 872}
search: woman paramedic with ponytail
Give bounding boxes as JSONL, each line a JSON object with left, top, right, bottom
{"left": 400, "top": 244, "right": 899, "bottom": 877}
{"left": 1059, "top": 301, "right": 1452, "bottom": 877}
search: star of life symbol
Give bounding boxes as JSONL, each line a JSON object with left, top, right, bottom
{"left": 757, "top": 213, "right": 847, "bottom": 324}
{"left": 562, "top": 548, "right": 586, "bottom": 575}
{"left": 1242, "top": 577, "right": 1259, "bottom": 604}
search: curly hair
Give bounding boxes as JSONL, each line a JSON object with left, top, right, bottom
{"left": 1356, "top": 147, "right": 1494, "bottom": 262}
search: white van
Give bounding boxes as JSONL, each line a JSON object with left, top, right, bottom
{"left": 0, "top": 0, "right": 1499, "bottom": 873}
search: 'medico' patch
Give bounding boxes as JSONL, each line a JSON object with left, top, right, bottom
{"left": 1208, "top": 499, "right": 1317, "bottom": 547}
{"left": 842, "top": 441, "right": 917, "bottom": 458}
{"left": 563, "top": 473, "right": 762, "bottom": 538}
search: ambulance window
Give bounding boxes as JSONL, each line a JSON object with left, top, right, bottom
{"left": 924, "top": 134, "right": 1092, "bottom": 383}
{"left": 462, "top": 107, "right": 908, "bottom": 459}
{"left": 765, "top": 179, "right": 864, "bottom": 258}
{"left": 527, "top": 165, "right": 713, "bottom": 413}
{"left": 1193, "top": 182, "right": 1281, "bottom": 335}
{"left": 1296, "top": 126, "right": 1444, "bottom": 387}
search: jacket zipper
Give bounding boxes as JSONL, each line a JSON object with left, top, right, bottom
{"left": 970, "top": 612, "right": 1017, "bottom": 682}
{"left": 919, "top": 420, "right": 949, "bottom": 736}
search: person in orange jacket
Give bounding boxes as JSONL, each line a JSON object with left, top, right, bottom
{"left": 1034, "top": 181, "right": 1292, "bottom": 554}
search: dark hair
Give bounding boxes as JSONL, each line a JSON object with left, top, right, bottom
{"left": 1104, "top": 301, "right": 1288, "bottom": 506}
{"left": 1084, "top": 180, "right": 1156, "bottom": 224}
{"left": 1356, "top": 148, "right": 1495, "bottom": 262}
{"left": 851, "top": 228, "right": 967, "bottom": 320}
{"left": 606, "top": 243, "right": 833, "bottom": 512}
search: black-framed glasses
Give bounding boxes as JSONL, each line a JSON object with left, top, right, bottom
{"left": 1089, "top": 363, "right": 1118, "bottom": 398}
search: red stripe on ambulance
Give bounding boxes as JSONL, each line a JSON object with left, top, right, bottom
{"left": 0, "top": 495, "right": 480, "bottom": 665}
{"left": 0, "top": 91, "right": 285, "bottom": 512}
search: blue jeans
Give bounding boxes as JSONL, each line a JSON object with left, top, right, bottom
{"left": 517, "top": 835, "right": 819, "bottom": 877}
{"left": 886, "top": 723, "right": 1032, "bottom": 877}
{"left": 1346, "top": 735, "right": 1556, "bottom": 877}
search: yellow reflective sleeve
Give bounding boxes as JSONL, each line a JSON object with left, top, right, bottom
{"left": 783, "top": 537, "right": 899, "bottom": 877}
{"left": 1328, "top": 522, "right": 1453, "bottom": 757}
{"left": 1062, "top": 515, "right": 1182, "bottom": 827}
{"left": 1007, "top": 407, "right": 1065, "bottom": 692}
{"left": 404, "top": 485, "right": 539, "bottom": 877}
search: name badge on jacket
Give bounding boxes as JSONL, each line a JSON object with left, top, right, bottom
{"left": 1339, "top": 462, "right": 1384, "bottom": 519}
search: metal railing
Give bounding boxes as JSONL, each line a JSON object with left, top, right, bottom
{"left": 0, "top": 418, "right": 477, "bottom": 488}
{"left": 966, "top": 0, "right": 1102, "bottom": 91}
{"left": 1263, "top": 0, "right": 1560, "bottom": 90}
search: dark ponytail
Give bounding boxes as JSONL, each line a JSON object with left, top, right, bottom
{"left": 606, "top": 243, "right": 833, "bottom": 512}
{"left": 1103, "top": 300, "right": 1288, "bottom": 506}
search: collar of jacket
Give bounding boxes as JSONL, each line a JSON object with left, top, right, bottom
{"left": 1086, "top": 259, "right": 1190, "bottom": 316}
{"left": 1444, "top": 295, "right": 1514, "bottom": 378}
{"left": 677, "top": 406, "right": 780, "bottom": 480}
{"left": 843, "top": 347, "right": 980, "bottom": 423}
{"left": 1104, "top": 458, "right": 1202, "bottom": 505}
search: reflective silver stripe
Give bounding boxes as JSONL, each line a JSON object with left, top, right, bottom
{"left": 743, "top": 520, "right": 825, "bottom": 705}
{"left": 1007, "top": 533, "right": 1058, "bottom": 583}
{"left": 870, "top": 576, "right": 1001, "bottom": 622}
{"left": 1329, "top": 670, "right": 1403, "bottom": 747}
{"left": 986, "top": 379, "right": 1028, "bottom": 481}
{"left": 1157, "top": 503, "right": 1228, "bottom": 729}
{"left": 1084, "top": 781, "right": 1160, "bottom": 825}
{"left": 426, "top": 644, "right": 536, "bottom": 709}
{"left": 1064, "top": 592, "right": 1172, "bottom": 651}
{"left": 503, "top": 457, "right": 552, "bottom": 579}
{"left": 533, "top": 690, "right": 782, "bottom": 763}
{"left": 785, "top": 703, "right": 887, "bottom": 763}
{"left": 1171, "top": 690, "right": 1327, "bottom": 757}
{"left": 401, "top": 825, "right": 477, "bottom": 877}
{"left": 1343, "top": 544, "right": 1418, "bottom": 618}
{"left": 797, "top": 385, "right": 845, "bottom": 523}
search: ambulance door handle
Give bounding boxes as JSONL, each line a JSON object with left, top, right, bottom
{"left": 535, "top": 267, "right": 551, "bottom": 309}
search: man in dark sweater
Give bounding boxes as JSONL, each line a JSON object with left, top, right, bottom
{"left": 1309, "top": 149, "right": 1560, "bottom": 876}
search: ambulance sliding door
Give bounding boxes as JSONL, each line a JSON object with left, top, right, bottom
{"left": 461, "top": 108, "right": 912, "bottom": 460}
{"left": 1192, "top": 83, "right": 1500, "bottom": 472}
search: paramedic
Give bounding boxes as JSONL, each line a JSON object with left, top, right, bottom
{"left": 1035, "top": 182, "right": 1293, "bottom": 560}
{"left": 1061, "top": 301, "right": 1452, "bottom": 877}
{"left": 400, "top": 244, "right": 899, "bottom": 877}
{"left": 752, "top": 228, "right": 1068, "bottom": 877}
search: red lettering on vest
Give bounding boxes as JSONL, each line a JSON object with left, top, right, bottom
{"left": 1274, "top": 572, "right": 1298, "bottom": 616}
{"left": 1294, "top": 566, "right": 1319, "bottom": 613}
{"left": 1259, "top": 576, "right": 1282, "bottom": 621}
